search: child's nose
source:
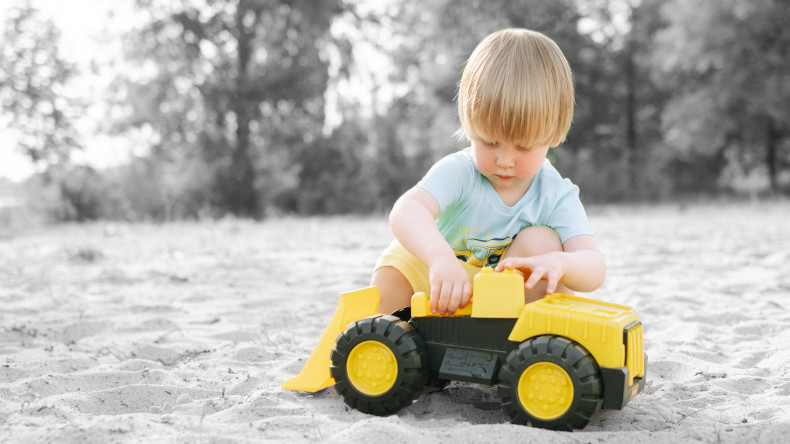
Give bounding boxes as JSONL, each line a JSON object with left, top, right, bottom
{"left": 496, "top": 151, "right": 515, "bottom": 168}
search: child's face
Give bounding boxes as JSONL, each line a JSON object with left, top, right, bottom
{"left": 471, "top": 137, "right": 550, "bottom": 196}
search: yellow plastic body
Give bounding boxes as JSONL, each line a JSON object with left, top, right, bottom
{"left": 281, "top": 286, "right": 381, "bottom": 392}
{"left": 508, "top": 293, "right": 645, "bottom": 384}
{"left": 284, "top": 269, "right": 645, "bottom": 395}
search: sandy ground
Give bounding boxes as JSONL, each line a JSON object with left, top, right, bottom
{"left": 1, "top": 202, "right": 790, "bottom": 443}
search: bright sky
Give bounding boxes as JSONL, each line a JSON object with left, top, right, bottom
{"left": 0, "top": 0, "right": 134, "bottom": 182}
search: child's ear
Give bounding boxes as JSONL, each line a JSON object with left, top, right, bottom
{"left": 549, "top": 136, "right": 565, "bottom": 148}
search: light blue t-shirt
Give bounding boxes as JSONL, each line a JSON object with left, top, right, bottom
{"left": 416, "top": 148, "right": 592, "bottom": 268}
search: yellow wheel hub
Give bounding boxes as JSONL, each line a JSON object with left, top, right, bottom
{"left": 346, "top": 340, "right": 398, "bottom": 396}
{"left": 517, "top": 362, "right": 574, "bottom": 420}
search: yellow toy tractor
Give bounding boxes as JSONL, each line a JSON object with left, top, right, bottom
{"left": 283, "top": 268, "right": 646, "bottom": 430}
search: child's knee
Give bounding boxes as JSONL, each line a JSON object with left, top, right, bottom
{"left": 371, "top": 266, "right": 414, "bottom": 314}
{"left": 506, "top": 225, "right": 562, "bottom": 257}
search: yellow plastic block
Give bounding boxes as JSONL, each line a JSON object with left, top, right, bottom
{"left": 471, "top": 267, "right": 525, "bottom": 318}
{"left": 282, "top": 286, "right": 381, "bottom": 392}
{"left": 410, "top": 292, "right": 473, "bottom": 317}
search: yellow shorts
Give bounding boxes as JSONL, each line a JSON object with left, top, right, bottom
{"left": 374, "top": 240, "right": 482, "bottom": 295}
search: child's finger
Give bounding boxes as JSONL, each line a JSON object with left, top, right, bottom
{"left": 460, "top": 281, "right": 472, "bottom": 308}
{"left": 447, "top": 283, "right": 462, "bottom": 314}
{"left": 524, "top": 267, "right": 545, "bottom": 290}
{"left": 437, "top": 283, "right": 452, "bottom": 314}
{"left": 496, "top": 258, "right": 519, "bottom": 271}
{"left": 545, "top": 271, "right": 558, "bottom": 294}
{"left": 430, "top": 283, "right": 440, "bottom": 314}
{"left": 501, "top": 258, "right": 535, "bottom": 274}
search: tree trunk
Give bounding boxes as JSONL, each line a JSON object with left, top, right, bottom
{"left": 229, "top": 0, "right": 261, "bottom": 218}
{"left": 766, "top": 116, "right": 779, "bottom": 193}
{"left": 624, "top": 7, "right": 639, "bottom": 199}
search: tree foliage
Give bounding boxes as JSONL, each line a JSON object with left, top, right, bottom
{"left": 372, "top": 0, "right": 657, "bottom": 201}
{"left": 651, "top": 0, "right": 790, "bottom": 194}
{"left": 0, "top": 1, "right": 82, "bottom": 167}
{"left": 4, "top": 0, "right": 790, "bottom": 222}
{"left": 113, "top": 0, "right": 346, "bottom": 219}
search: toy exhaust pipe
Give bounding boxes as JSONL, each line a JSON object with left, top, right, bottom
{"left": 282, "top": 286, "right": 381, "bottom": 392}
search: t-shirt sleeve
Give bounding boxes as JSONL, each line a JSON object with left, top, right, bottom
{"left": 415, "top": 152, "right": 471, "bottom": 211}
{"left": 547, "top": 181, "right": 593, "bottom": 243}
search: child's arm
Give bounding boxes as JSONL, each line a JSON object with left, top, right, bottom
{"left": 389, "top": 187, "right": 472, "bottom": 314}
{"left": 495, "top": 235, "right": 606, "bottom": 294}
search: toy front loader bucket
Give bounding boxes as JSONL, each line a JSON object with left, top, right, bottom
{"left": 282, "top": 286, "right": 381, "bottom": 392}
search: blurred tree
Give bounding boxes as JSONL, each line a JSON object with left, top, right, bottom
{"left": 114, "top": 0, "right": 347, "bottom": 218}
{"left": 67, "top": 0, "right": 790, "bottom": 221}
{"left": 0, "top": 1, "right": 83, "bottom": 169}
{"left": 571, "top": 0, "right": 671, "bottom": 200}
{"left": 652, "top": 0, "right": 790, "bottom": 194}
{"left": 368, "top": 0, "right": 630, "bottom": 203}
{"left": 351, "top": 0, "right": 673, "bottom": 205}
{"left": 53, "top": 166, "right": 112, "bottom": 221}
{"left": 0, "top": 2, "right": 116, "bottom": 221}
{"left": 278, "top": 118, "right": 378, "bottom": 214}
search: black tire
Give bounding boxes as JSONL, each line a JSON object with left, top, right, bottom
{"left": 330, "top": 315, "right": 429, "bottom": 415}
{"left": 389, "top": 306, "right": 411, "bottom": 323}
{"left": 498, "top": 335, "right": 603, "bottom": 430}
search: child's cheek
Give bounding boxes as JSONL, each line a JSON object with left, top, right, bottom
{"left": 473, "top": 154, "right": 493, "bottom": 176}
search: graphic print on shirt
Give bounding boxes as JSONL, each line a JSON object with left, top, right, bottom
{"left": 453, "top": 236, "right": 514, "bottom": 267}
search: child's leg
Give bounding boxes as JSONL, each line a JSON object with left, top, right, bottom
{"left": 371, "top": 241, "right": 477, "bottom": 314}
{"left": 503, "top": 225, "right": 570, "bottom": 303}
{"left": 371, "top": 266, "right": 414, "bottom": 315}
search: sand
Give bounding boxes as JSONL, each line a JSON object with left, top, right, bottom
{"left": 1, "top": 202, "right": 789, "bottom": 443}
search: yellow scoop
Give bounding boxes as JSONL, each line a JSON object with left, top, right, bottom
{"left": 281, "top": 286, "right": 381, "bottom": 392}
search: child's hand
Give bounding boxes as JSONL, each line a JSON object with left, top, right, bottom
{"left": 428, "top": 258, "right": 472, "bottom": 315}
{"left": 496, "top": 253, "right": 566, "bottom": 294}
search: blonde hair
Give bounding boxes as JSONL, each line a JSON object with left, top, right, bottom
{"left": 458, "top": 29, "right": 574, "bottom": 147}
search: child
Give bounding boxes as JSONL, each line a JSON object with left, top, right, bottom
{"left": 373, "top": 28, "right": 606, "bottom": 315}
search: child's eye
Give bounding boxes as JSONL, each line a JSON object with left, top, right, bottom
{"left": 517, "top": 145, "right": 531, "bottom": 152}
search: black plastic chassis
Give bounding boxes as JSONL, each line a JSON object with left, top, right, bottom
{"left": 408, "top": 315, "right": 645, "bottom": 410}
